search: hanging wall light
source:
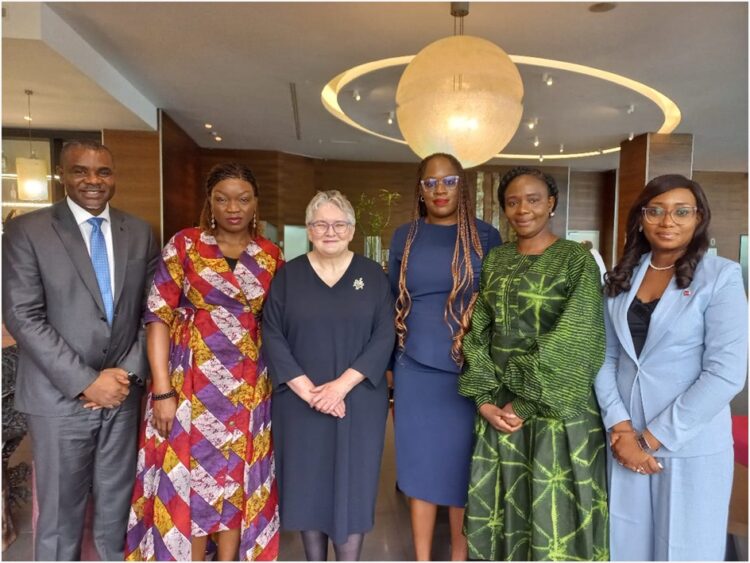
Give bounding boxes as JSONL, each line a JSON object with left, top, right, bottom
{"left": 395, "top": 2, "right": 524, "bottom": 168}
{"left": 16, "top": 90, "right": 49, "bottom": 201}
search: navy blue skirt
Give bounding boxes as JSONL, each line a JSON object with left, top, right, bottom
{"left": 393, "top": 353, "right": 476, "bottom": 507}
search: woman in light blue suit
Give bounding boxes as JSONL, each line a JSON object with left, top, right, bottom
{"left": 595, "top": 174, "right": 747, "bottom": 561}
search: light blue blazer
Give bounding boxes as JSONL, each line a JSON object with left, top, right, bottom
{"left": 594, "top": 252, "right": 747, "bottom": 457}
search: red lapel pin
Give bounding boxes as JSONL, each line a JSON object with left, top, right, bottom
{"left": 683, "top": 289, "right": 692, "bottom": 296}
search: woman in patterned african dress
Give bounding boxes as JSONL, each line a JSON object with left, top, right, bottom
{"left": 125, "top": 163, "right": 282, "bottom": 561}
{"left": 458, "top": 167, "right": 609, "bottom": 560}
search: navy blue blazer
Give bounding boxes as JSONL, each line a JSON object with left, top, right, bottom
{"left": 594, "top": 252, "right": 747, "bottom": 457}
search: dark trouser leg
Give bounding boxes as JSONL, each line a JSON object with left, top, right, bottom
{"left": 91, "top": 398, "right": 140, "bottom": 561}
{"left": 333, "top": 533, "right": 364, "bottom": 561}
{"left": 301, "top": 530, "right": 329, "bottom": 561}
{"left": 27, "top": 411, "right": 98, "bottom": 561}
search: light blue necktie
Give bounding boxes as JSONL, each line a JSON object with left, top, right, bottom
{"left": 87, "top": 217, "right": 114, "bottom": 326}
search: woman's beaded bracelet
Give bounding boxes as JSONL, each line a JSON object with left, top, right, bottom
{"left": 152, "top": 389, "right": 177, "bottom": 401}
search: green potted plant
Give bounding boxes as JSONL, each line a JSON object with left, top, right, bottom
{"left": 354, "top": 188, "right": 401, "bottom": 262}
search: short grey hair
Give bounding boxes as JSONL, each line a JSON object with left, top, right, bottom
{"left": 305, "top": 190, "right": 356, "bottom": 225}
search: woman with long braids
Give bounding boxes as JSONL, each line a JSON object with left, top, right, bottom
{"left": 125, "top": 163, "right": 282, "bottom": 561}
{"left": 594, "top": 174, "right": 747, "bottom": 560}
{"left": 388, "top": 153, "right": 501, "bottom": 560}
{"left": 458, "top": 167, "right": 608, "bottom": 560}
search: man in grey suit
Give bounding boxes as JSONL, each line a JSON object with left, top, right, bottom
{"left": 2, "top": 140, "right": 159, "bottom": 560}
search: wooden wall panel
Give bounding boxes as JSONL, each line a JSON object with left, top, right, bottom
{"left": 101, "top": 129, "right": 160, "bottom": 240}
{"left": 617, "top": 134, "right": 649, "bottom": 259}
{"left": 647, "top": 133, "right": 693, "bottom": 181}
{"left": 278, "top": 152, "right": 316, "bottom": 225}
{"left": 569, "top": 170, "right": 617, "bottom": 267}
{"left": 693, "top": 170, "right": 748, "bottom": 260}
{"left": 161, "top": 111, "right": 201, "bottom": 243}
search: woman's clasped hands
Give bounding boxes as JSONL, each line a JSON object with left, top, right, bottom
{"left": 610, "top": 421, "right": 664, "bottom": 475}
{"left": 479, "top": 402, "right": 523, "bottom": 433}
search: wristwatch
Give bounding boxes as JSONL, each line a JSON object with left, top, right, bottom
{"left": 636, "top": 433, "right": 655, "bottom": 454}
{"left": 126, "top": 371, "right": 144, "bottom": 386}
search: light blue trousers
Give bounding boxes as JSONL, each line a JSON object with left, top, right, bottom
{"left": 607, "top": 445, "right": 734, "bottom": 560}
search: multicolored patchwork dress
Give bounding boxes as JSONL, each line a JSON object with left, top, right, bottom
{"left": 125, "top": 228, "right": 282, "bottom": 561}
{"left": 458, "top": 239, "right": 608, "bottom": 561}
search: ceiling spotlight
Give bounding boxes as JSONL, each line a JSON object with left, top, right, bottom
{"left": 598, "top": 148, "right": 604, "bottom": 154}
{"left": 387, "top": 111, "right": 395, "bottom": 125}
{"left": 204, "top": 123, "right": 212, "bottom": 129}
{"left": 23, "top": 115, "right": 32, "bottom": 122}
{"left": 214, "top": 136, "right": 222, "bottom": 142}
{"left": 559, "top": 144, "right": 565, "bottom": 153}
{"left": 527, "top": 117, "right": 538, "bottom": 130}
{"left": 589, "top": 3, "right": 617, "bottom": 13}
{"left": 353, "top": 89, "right": 361, "bottom": 102}
{"left": 533, "top": 136, "right": 540, "bottom": 147}
{"left": 539, "top": 155, "right": 544, "bottom": 162}
{"left": 626, "top": 103, "right": 635, "bottom": 114}
{"left": 542, "top": 73, "right": 554, "bottom": 86}
{"left": 628, "top": 132, "right": 635, "bottom": 141}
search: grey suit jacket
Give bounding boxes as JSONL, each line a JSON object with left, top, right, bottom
{"left": 2, "top": 200, "right": 159, "bottom": 416}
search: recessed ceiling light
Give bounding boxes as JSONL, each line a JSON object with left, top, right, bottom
{"left": 214, "top": 136, "right": 222, "bottom": 142}
{"left": 353, "top": 89, "right": 361, "bottom": 102}
{"left": 387, "top": 111, "right": 395, "bottom": 125}
{"left": 628, "top": 132, "right": 635, "bottom": 141}
{"left": 627, "top": 104, "right": 635, "bottom": 114}
{"left": 539, "top": 155, "right": 544, "bottom": 162}
{"left": 23, "top": 115, "right": 32, "bottom": 121}
{"left": 589, "top": 3, "right": 617, "bottom": 13}
{"left": 204, "top": 123, "right": 212, "bottom": 129}
{"left": 533, "top": 136, "right": 540, "bottom": 147}
{"left": 542, "top": 73, "right": 554, "bottom": 86}
{"left": 559, "top": 144, "right": 565, "bottom": 153}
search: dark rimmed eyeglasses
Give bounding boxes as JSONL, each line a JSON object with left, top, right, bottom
{"left": 420, "top": 175, "right": 460, "bottom": 191}
{"left": 641, "top": 206, "right": 698, "bottom": 225}
{"left": 307, "top": 221, "right": 352, "bottom": 235}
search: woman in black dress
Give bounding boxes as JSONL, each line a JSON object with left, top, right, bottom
{"left": 262, "top": 190, "right": 395, "bottom": 561}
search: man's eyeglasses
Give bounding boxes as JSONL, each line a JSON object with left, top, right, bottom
{"left": 308, "top": 221, "right": 352, "bottom": 235}
{"left": 641, "top": 206, "right": 698, "bottom": 225}
{"left": 420, "top": 175, "right": 460, "bottom": 191}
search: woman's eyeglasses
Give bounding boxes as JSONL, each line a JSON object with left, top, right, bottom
{"left": 641, "top": 206, "right": 698, "bottom": 225}
{"left": 307, "top": 221, "right": 352, "bottom": 235}
{"left": 420, "top": 175, "right": 460, "bottom": 191}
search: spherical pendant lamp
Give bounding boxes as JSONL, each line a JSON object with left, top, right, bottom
{"left": 396, "top": 35, "right": 524, "bottom": 168}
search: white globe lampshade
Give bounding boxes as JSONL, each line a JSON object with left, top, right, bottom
{"left": 396, "top": 35, "right": 524, "bottom": 168}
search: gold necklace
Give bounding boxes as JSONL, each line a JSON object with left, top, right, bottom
{"left": 649, "top": 260, "right": 675, "bottom": 271}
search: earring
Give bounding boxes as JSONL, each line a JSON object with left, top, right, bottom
{"left": 253, "top": 214, "right": 257, "bottom": 231}
{"left": 419, "top": 195, "right": 425, "bottom": 202}
{"left": 211, "top": 215, "right": 216, "bottom": 230}
{"left": 549, "top": 211, "right": 555, "bottom": 217}
{"left": 638, "top": 225, "right": 643, "bottom": 232}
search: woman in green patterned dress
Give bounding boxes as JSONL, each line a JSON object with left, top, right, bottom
{"left": 458, "top": 167, "right": 608, "bottom": 561}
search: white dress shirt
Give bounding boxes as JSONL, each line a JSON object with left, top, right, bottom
{"left": 67, "top": 197, "right": 116, "bottom": 296}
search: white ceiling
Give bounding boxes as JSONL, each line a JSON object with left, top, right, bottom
{"left": 2, "top": 2, "right": 748, "bottom": 172}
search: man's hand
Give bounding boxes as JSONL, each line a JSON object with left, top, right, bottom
{"left": 81, "top": 368, "right": 130, "bottom": 409}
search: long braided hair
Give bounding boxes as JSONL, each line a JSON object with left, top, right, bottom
{"left": 394, "top": 153, "right": 484, "bottom": 365}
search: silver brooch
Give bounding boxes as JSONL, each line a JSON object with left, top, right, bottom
{"left": 353, "top": 277, "right": 365, "bottom": 290}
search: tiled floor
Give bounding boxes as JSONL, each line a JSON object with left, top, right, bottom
{"left": 2, "top": 416, "right": 454, "bottom": 561}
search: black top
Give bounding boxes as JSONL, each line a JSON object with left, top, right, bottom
{"left": 628, "top": 296, "right": 660, "bottom": 357}
{"left": 224, "top": 256, "right": 238, "bottom": 271}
